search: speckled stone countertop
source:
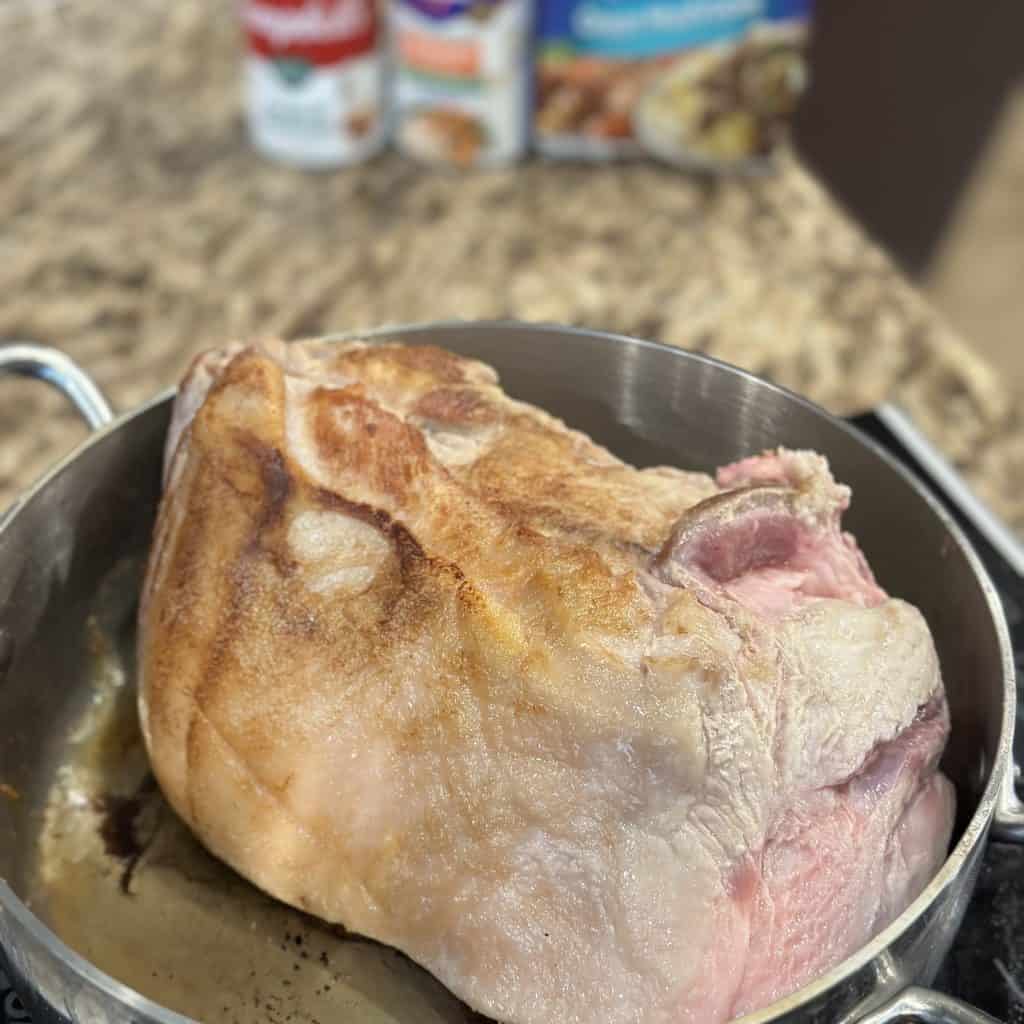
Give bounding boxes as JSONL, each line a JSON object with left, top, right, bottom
{"left": 4, "top": 7, "right": 1024, "bottom": 1022}
{"left": 1, "top": 0, "right": 1022, "bottom": 524}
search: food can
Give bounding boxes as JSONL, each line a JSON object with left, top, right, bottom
{"left": 242, "top": 0, "right": 387, "bottom": 169}
{"left": 391, "top": 0, "right": 532, "bottom": 169}
{"left": 535, "top": 0, "right": 812, "bottom": 169}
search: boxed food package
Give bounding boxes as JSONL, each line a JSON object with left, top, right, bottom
{"left": 534, "top": 0, "right": 812, "bottom": 168}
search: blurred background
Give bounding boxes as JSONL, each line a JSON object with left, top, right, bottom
{"left": 2, "top": 2, "right": 1024, "bottom": 1022}
{"left": 796, "top": 0, "right": 1024, "bottom": 392}
{"left": 0, "top": 0, "right": 1021, "bottom": 510}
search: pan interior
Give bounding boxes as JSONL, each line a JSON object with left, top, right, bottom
{"left": 0, "top": 326, "right": 1006, "bottom": 1024}
{"left": 29, "top": 577, "right": 487, "bottom": 1024}
{"left": 0, "top": 405, "right": 484, "bottom": 1023}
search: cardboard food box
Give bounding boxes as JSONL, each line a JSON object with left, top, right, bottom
{"left": 535, "top": 0, "right": 812, "bottom": 169}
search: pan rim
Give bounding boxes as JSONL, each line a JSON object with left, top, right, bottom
{"left": 0, "top": 318, "right": 1015, "bottom": 1024}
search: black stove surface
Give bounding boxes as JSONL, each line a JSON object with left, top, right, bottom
{"left": 935, "top": 842, "right": 1024, "bottom": 1023}
{"left": 0, "top": 971, "right": 29, "bottom": 1024}
{"left": 3, "top": 409, "right": 1024, "bottom": 1024}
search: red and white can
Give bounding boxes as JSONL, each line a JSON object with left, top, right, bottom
{"left": 242, "top": 0, "right": 386, "bottom": 168}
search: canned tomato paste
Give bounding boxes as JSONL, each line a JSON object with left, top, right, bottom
{"left": 243, "top": 0, "right": 386, "bottom": 168}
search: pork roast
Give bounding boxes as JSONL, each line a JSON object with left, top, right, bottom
{"left": 139, "top": 338, "right": 955, "bottom": 1024}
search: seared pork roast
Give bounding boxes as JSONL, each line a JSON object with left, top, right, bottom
{"left": 139, "top": 339, "right": 954, "bottom": 1024}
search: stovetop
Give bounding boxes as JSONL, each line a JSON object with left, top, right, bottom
{"left": 0, "top": 970, "right": 29, "bottom": 1024}
{"left": 935, "top": 843, "right": 1024, "bottom": 1023}
{"left": 3, "top": 408, "right": 1024, "bottom": 1024}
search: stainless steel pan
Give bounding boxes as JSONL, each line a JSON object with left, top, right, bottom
{"left": 1, "top": 322, "right": 1023, "bottom": 1024}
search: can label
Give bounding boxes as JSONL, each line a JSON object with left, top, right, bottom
{"left": 392, "top": 0, "right": 531, "bottom": 168}
{"left": 535, "top": 0, "right": 811, "bottom": 165}
{"left": 243, "top": 0, "right": 384, "bottom": 167}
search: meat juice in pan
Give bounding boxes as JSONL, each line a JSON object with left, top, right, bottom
{"left": 34, "top": 600, "right": 481, "bottom": 1024}
{"left": 535, "top": 0, "right": 812, "bottom": 168}
{"left": 392, "top": 0, "right": 532, "bottom": 167}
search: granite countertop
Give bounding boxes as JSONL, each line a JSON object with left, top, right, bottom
{"left": 4, "top": 8, "right": 1024, "bottom": 1023}
{"left": 2, "top": 1, "right": 1021, "bottom": 522}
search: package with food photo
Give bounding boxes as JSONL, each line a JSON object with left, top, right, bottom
{"left": 392, "top": 0, "right": 532, "bottom": 168}
{"left": 534, "top": 0, "right": 812, "bottom": 168}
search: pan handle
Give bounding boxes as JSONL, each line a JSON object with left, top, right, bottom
{"left": 0, "top": 343, "right": 114, "bottom": 431}
{"left": 991, "top": 763, "right": 1024, "bottom": 843}
{"left": 856, "top": 986, "right": 1004, "bottom": 1023}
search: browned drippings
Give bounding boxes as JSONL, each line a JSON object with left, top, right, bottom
{"left": 94, "top": 774, "right": 160, "bottom": 894}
